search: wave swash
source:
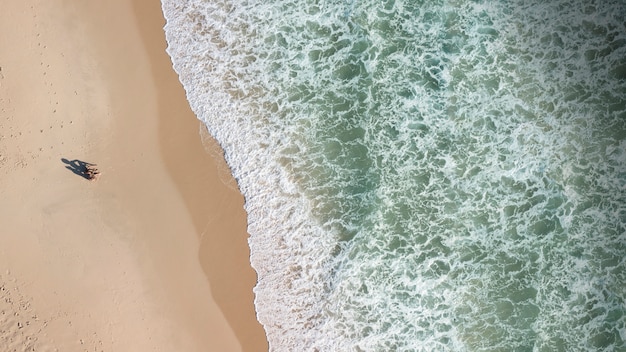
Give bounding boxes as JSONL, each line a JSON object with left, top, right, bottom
{"left": 162, "top": 0, "right": 626, "bottom": 350}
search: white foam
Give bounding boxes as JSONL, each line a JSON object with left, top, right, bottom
{"left": 161, "top": 1, "right": 346, "bottom": 349}
{"left": 161, "top": 0, "right": 626, "bottom": 350}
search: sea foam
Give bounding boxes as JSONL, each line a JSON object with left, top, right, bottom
{"left": 162, "top": 0, "right": 626, "bottom": 350}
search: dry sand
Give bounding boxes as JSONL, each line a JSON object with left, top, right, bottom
{"left": 0, "top": 0, "right": 267, "bottom": 351}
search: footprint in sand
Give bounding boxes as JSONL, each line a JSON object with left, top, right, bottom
{"left": 0, "top": 273, "right": 40, "bottom": 351}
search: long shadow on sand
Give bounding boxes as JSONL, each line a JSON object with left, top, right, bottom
{"left": 61, "top": 158, "right": 97, "bottom": 180}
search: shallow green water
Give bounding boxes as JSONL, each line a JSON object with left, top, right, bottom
{"left": 163, "top": 0, "right": 626, "bottom": 350}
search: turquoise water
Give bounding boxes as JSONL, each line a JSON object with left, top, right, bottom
{"left": 162, "top": 0, "right": 626, "bottom": 350}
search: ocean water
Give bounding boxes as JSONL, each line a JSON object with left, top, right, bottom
{"left": 161, "top": 0, "right": 626, "bottom": 350}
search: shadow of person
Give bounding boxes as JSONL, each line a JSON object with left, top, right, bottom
{"left": 61, "top": 158, "right": 98, "bottom": 180}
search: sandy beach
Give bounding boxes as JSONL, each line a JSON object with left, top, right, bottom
{"left": 0, "top": 0, "right": 267, "bottom": 351}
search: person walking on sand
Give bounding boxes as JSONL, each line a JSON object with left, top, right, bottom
{"left": 85, "top": 164, "right": 100, "bottom": 180}
{"left": 61, "top": 158, "right": 100, "bottom": 180}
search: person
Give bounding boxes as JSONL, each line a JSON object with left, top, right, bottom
{"left": 85, "top": 164, "right": 100, "bottom": 180}
{"left": 61, "top": 158, "right": 100, "bottom": 180}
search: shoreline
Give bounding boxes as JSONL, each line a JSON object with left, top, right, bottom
{"left": 132, "top": 1, "right": 269, "bottom": 350}
{"left": 0, "top": 0, "right": 267, "bottom": 351}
